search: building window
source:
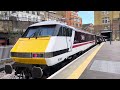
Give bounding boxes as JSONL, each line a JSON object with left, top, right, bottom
{"left": 26, "top": 11, "right": 29, "bottom": 13}
{"left": 76, "top": 23, "right": 78, "bottom": 27}
{"left": 29, "top": 11, "right": 32, "bottom": 14}
{"left": 102, "top": 11, "right": 109, "bottom": 15}
{"left": 102, "top": 17, "right": 110, "bottom": 24}
{"left": 23, "top": 11, "right": 26, "bottom": 13}
{"left": 32, "top": 11, "right": 35, "bottom": 15}
{"left": 78, "top": 24, "right": 79, "bottom": 27}
{"left": 37, "top": 12, "right": 39, "bottom": 15}
{"left": 35, "top": 12, "right": 37, "bottom": 15}
{"left": 12, "top": 11, "right": 16, "bottom": 13}
{"left": 73, "top": 18, "right": 76, "bottom": 21}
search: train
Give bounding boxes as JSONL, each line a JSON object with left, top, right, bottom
{"left": 5, "top": 21, "right": 103, "bottom": 79}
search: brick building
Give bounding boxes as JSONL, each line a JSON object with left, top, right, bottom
{"left": 82, "top": 23, "right": 94, "bottom": 34}
{"left": 94, "top": 11, "right": 120, "bottom": 40}
{"left": 64, "top": 11, "right": 82, "bottom": 29}
{"left": 0, "top": 11, "right": 82, "bottom": 45}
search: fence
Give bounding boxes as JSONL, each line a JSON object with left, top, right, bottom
{"left": 0, "top": 45, "right": 13, "bottom": 62}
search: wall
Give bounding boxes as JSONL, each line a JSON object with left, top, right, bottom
{"left": 0, "top": 20, "right": 35, "bottom": 45}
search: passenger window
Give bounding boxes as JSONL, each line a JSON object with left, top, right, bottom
{"left": 74, "top": 31, "right": 82, "bottom": 44}
{"left": 81, "top": 33, "right": 85, "bottom": 42}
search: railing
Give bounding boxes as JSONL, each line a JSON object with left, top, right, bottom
{"left": 0, "top": 45, "right": 13, "bottom": 62}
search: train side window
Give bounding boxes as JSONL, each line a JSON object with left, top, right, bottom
{"left": 78, "top": 32, "right": 82, "bottom": 43}
{"left": 81, "top": 33, "right": 85, "bottom": 42}
{"left": 91, "top": 35, "right": 93, "bottom": 41}
{"left": 63, "top": 27, "right": 67, "bottom": 36}
{"left": 74, "top": 31, "right": 78, "bottom": 44}
{"left": 85, "top": 34, "right": 87, "bottom": 41}
{"left": 69, "top": 28, "right": 72, "bottom": 36}
{"left": 89, "top": 34, "right": 91, "bottom": 41}
{"left": 87, "top": 34, "right": 89, "bottom": 41}
{"left": 57, "top": 27, "right": 66, "bottom": 36}
{"left": 66, "top": 28, "right": 72, "bottom": 37}
{"left": 57, "top": 27, "right": 63, "bottom": 36}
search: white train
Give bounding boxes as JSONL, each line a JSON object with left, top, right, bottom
{"left": 5, "top": 21, "right": 96, "bottom": 78}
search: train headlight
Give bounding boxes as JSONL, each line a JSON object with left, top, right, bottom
{"left": 33, "top": 54, "right": 38, "bottom": 57}
{"left": 32, "top": 53, "right": 44, "bottom": 58}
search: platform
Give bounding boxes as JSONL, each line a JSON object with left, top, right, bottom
{"left": 80, "top": 41, "right": 120, "bottom": 79}
{"left": 48, "top": 41, "right": 120, "bottom": 79}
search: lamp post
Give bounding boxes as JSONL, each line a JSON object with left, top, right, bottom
{"left": 119, "top": 13, "right": 120, "bottom": 41}
{"left": 48, "top": 11, "right": 49, "bottom": 20}
{"left": 109, "top": 20, "right": 112, "bottom": 44}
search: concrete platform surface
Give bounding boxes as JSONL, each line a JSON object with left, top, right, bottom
{"left": 80, "top": 41, "right": 120, "bottom": 79}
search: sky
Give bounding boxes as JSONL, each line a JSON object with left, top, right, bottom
{"left": 78, "top": 11, "right": 94, "bottom": 25}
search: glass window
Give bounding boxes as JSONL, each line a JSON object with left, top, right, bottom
{"left": 12, "top": 11, "right": 16, "bottom": 13}
{"left": 37, "top": 12, "right": 39, "bottom": 15}
{"left": 22, "top": 27, "right": 38, "bottom": 37}
{"left": 81, "top": 33, "right": 85, "bottom": 42}
{"left": 32, "top": 11, "right": 35, "bottom": 15}
{"left": 102, "top": 17, "right": 110, "bottom": 24}
{"left": 74, "top": 31, "right": 82, "bottom": 44}
{"left": 66, "top": 28, "right": 72, "bottom": 36}
{"left": 38, "top": 26, "right": 55, "bottom": 36}
{"left": 102, "top": 11, "right": 109, "bottom": 15}
{"left": 29, "top": 11, "right": 32, "bottom": 14}
{"left": 22, "top": 25, "right": 56, "bottom": 38}
{"left": 57, "top": 27, "right": 66, "bottom": 36}
{"left": 57, "top": 27, "right": 63, "bottom": 36}
{"left": 57, "top": 27, "right": 72, "bottom": 37}
{"left": 26, "top": 11, "right": 29, "bottom": 13}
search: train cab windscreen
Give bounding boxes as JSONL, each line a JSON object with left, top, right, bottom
{"left": 22, "top": 25, "right": 56, "bottom": 38}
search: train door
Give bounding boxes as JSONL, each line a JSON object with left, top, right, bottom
{"left": 65, "top": 27, "right": 72, "bottom": 52}
{"left": 57, "top": 26, "right": 72, "bottom": 52}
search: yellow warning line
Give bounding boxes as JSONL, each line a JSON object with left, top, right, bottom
{"left": 67, "top": 43, "right": 105, "bottom": 79}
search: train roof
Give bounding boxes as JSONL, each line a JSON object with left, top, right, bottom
{"left": 29, "top": 21, "right": 68, "bottom": 27}
{"left": 29, "top": 21, "right": 94, "bottom": 35}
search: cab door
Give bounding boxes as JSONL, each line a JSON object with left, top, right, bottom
{"left": 65, "top": 27, "right": 72, "bottom": 52}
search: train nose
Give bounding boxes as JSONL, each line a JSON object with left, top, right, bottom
{"left": 11, "top": 37, "right": 50, "bottom": 53}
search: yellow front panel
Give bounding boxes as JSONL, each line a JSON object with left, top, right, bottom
{"left": 10, "top": 37, "right": 50, "bottom": 64}
{"left": 11, "top": 37, "right": 50, "bottom": 53}
{"left": 12, "top": 57, "right": 46, "bottom": 64}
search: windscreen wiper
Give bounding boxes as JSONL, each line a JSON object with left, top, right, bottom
{"left": 28, "top": 32, "right": 37, "bottom": 39}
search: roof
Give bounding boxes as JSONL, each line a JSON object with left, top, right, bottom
{"left": 29, "top": 21, "right": 68, "bottom": 27}
{"left": 81, "top": 23, "right": 93, "bottom": 30}
{"left": 29, "top": 21, "right": 94, "bottom": 35}
{"left": 101, "top": 30, "right": 112, "bottom": 33}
